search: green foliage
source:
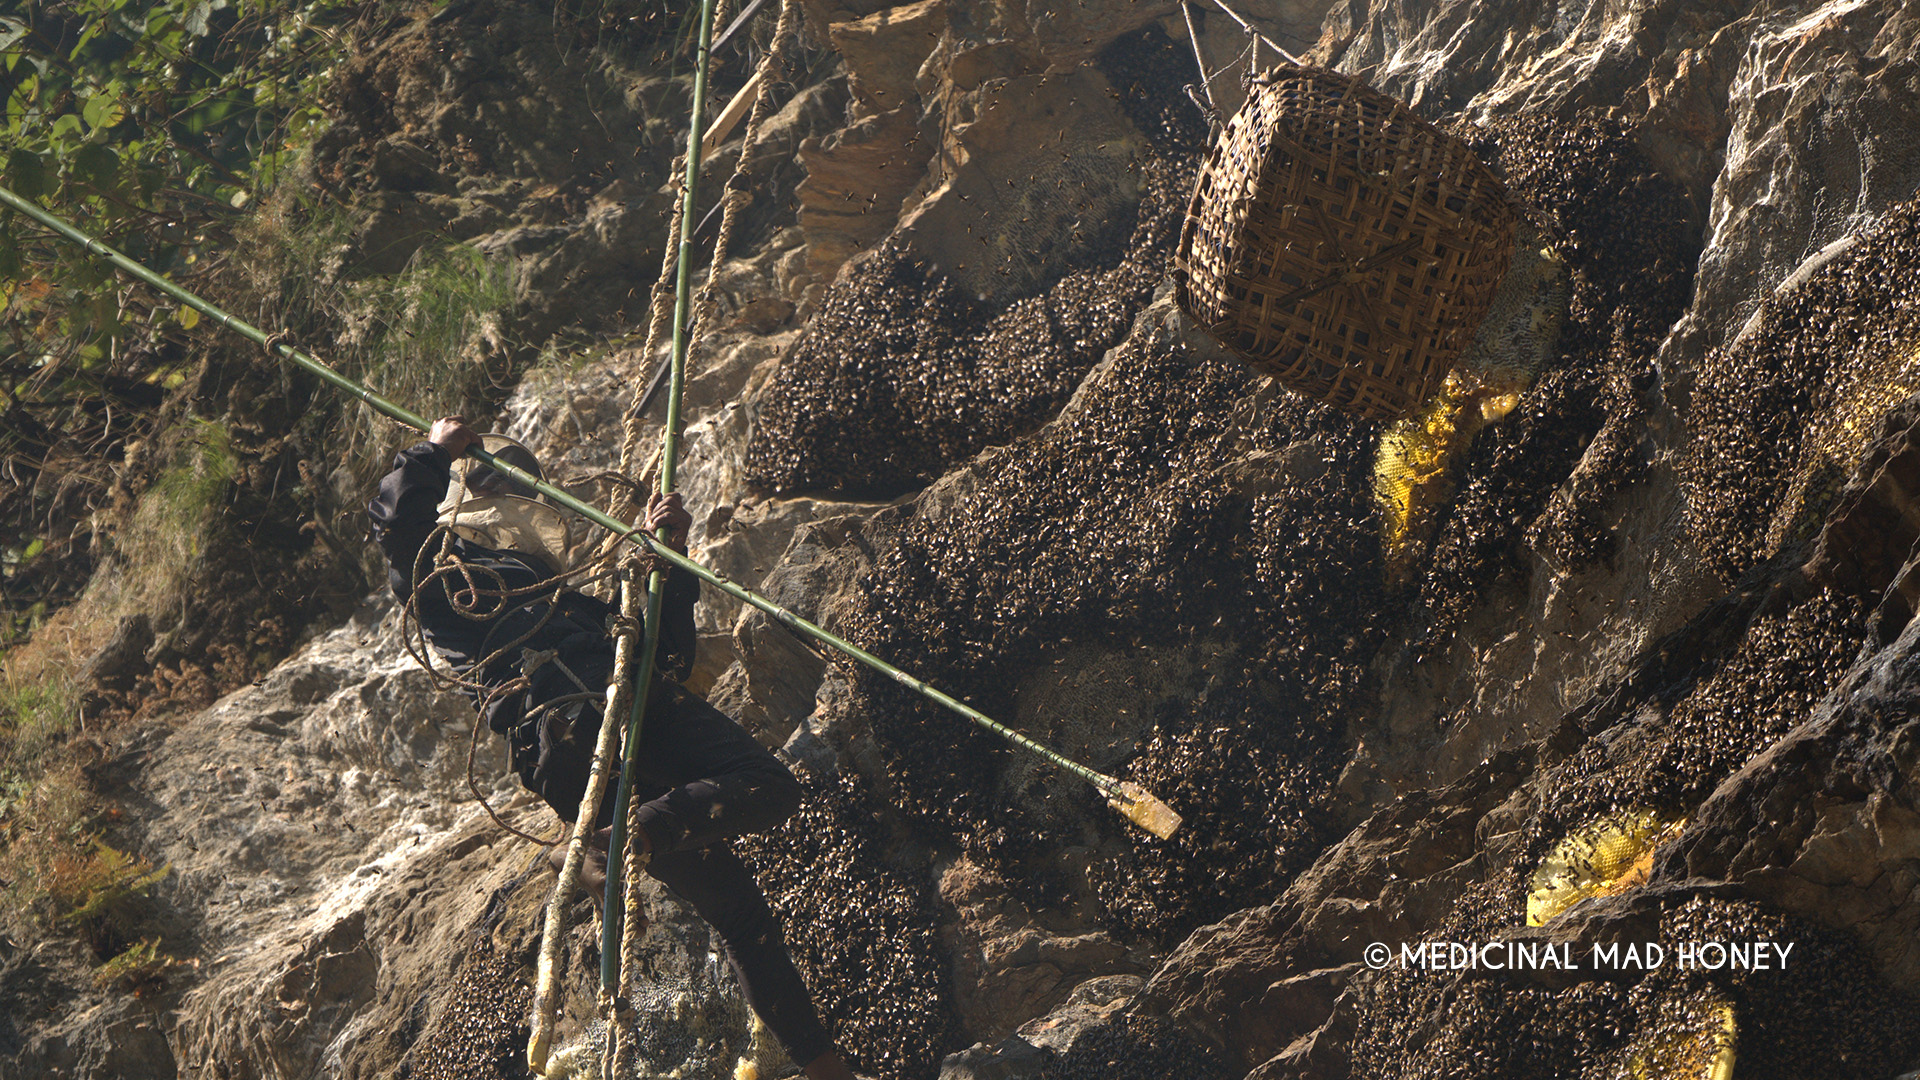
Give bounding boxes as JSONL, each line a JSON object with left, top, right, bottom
{"left": 1, "top": 0, "right": 363, "bottom": 349}
{"left": 237, "top": 201, "right": 517, "bottom": 477}
{"left": 94, "top": 935, "right": 179, "bottom": 993}
{"left": 345, "top": 240, "right": 516, "bottom": 458}
{"left": 0, "top": 670, "right": 76, "bottom": 767}
{"left": 115, "top": 418, "right": 238, "bottom": 600}
{"left": 56, "top": 839, "right": 169, "bottom": 933}
{"left": 0, "top": 0, "right": 369, "bottom": 640}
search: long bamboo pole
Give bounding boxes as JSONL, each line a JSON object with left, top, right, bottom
{"left": 599, "top": 0, "right": 722, "bottom": 992}
{"left": 0, "top": 188, "right": 1182, "bottom": 835}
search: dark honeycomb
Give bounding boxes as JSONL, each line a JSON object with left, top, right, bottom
{"left": 1347, "top": 896, "right": 1920, "bottom": 1080}
{"left": 400, "top": 940, "right": 533, "bottom": 1080}
{"left": 1539, "top": 586, "right": 1867, "bottom": 837}
{"left": 1682, "top": 196, "right": 1920, "bottom": 581}
{"left": 745, "top": 155, "right": 1195, "bottom": 497}
{"left": 735, "top": 772, "right": 957, "bottom": 1080}
{"left": 1411, "top": 115, "right": 1698, "bottom": 653}
{"left": 837, "top": 322, "right": 1383, "bottom": 941}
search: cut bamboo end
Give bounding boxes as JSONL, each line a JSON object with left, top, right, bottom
{"left": 1108, "top": 780, "right": 1183, "bottom": 839}
{"left": 699, "top": 67, "right": 766, "bottom": 163}
{"left": 526, "top": 1017, "right": 553, "bottom": 1075}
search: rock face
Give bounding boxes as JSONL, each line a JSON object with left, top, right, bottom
{"left": 19, "top": 0, "right": 1920, "bottom": 1079}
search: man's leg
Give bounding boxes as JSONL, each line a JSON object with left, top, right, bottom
{"left": 646, "top": 842, "right": 854, "bottom": 1079}
{"left": 618, "top": 686, "right": 804, "bottom": 850}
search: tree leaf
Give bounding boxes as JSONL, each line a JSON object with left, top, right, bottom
{"left": 175, "top": 305, "right": 200, "bottom": 330}
{"left": 69, "top": 142, "right": 120, "bottom": 187}
{"left": 83, "top": 89, "right": 125, "bottom": 132}
{"left": 184, "top": 0, "right": 213, "bottom": 36}
{"left": 5, "top": 149, "right": 50, "bottom": 198}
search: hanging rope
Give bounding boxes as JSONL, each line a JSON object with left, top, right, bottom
{"left": 1180, "top": 2, "right": 1219, "bottom": 117}
{"left": 1192, "top": 0, "right": 1303, "bottom": 67}
{"left": 0, "top": 180, "right": 1188, "bottom": 1079}
{"left": 693, "top": 0, "right": 799, "bottom": 337}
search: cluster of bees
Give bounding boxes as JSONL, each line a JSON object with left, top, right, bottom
{"left": 830, "top": 300, "right": 1392, "bottom": 943}
{"left": 731, "top": 28, "right": 1920, "bottom": 1080}
{"left": 1540, "top": 587, "right": 1866, "bottom": 835}
{"left": 743, "top": 20, "right": 1217, "bottom": 499}
{"left": 1405, "top": 114, "right": 1698, "bottom": 655}
{"left": 743, "top": 154, "right": 1196, "bottom": 497}
{"left": 1347, "top": 895, "right": 1918, "bottom": 1079}
{"left": 403, "top": 941, "right": 532, "bottom": 1080}
{"left": 735, "top": 772, "right": 958, "bottom": 1080}
{"left": 1093, "top": 21, "right": 1212, "bottom": 153}
{"left": 1682, "top": 197, "right": 1920, "bottom": 581}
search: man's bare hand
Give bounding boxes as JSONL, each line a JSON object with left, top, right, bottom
{"left": 429, "top": 415, "right": 480, "bottom": 458}
{"left": 647, "top": 491, "right": 691, "bottom": 553}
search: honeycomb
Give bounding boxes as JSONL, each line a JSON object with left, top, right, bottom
{"left": 1409, "top": 114, "right": 1699, "bottom": 653}
{"left": 1526, "top": 810, "right": 1686, "bottom": 927}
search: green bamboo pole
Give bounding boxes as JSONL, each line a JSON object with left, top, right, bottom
{"left": 599, "top": 0, "right": 721, "bottom": 990}
{"left": 0, "top": 188, "right": 1182, "bottom": 841}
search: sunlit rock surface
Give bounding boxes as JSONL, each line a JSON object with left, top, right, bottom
{"left": 16, "top": 0, "right": 1920, "bottom": 1078}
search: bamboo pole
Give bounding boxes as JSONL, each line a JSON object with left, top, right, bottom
{"left": 599, "top": 0, "right": 722, "bottom": 995}
{"left": 699, "top": 66, "right": 764, "bottom": 164}
{"left": 0, "top": 188, "right": 1182, "bottom": 831}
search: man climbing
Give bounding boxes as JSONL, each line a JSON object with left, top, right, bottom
{"left": 369, "top": 415, "right": 859, "bottom": 1080}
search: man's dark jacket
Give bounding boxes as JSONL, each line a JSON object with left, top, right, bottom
{"left": 367, "top": 441, "right": 698, "bottom": 818}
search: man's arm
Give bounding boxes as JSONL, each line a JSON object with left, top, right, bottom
{"left": 367, "top": 417, "right": 479, "bottom": 600}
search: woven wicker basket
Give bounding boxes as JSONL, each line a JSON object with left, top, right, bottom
{"left": 1177, "top": 66, "right": 1516, "bottom": 422}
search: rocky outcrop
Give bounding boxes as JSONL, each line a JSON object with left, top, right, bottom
{"left": 22, "top": 0, "right": 1920, "bottom": 1078}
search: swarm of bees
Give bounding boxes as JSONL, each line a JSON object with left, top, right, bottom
{"left": 1386, "top": 113, "right": 1702, "bottom": 656}
{"left": 1681, "top": 195, "right": 1920, "bottom": 582}
{"left": 1509, "top": 582, "right": 1866, "bottom": 925}
{"left": 744, "top": 24, "right": 1216, "bottom": 500}
{"left": 1346, "top": 895, "right": 1919, "bottom": 1079}
{"left": 703, "top": 25, "right": 1910, "bottom": 1080}
{"left": 744, "top": 154, "right": 1198, "bottom": 497}
{"left": 404, "top": 943, "right": 532, "bottom": 1080}
{"left": 735, "top": 772, "right": 958, "bottom": 1080}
